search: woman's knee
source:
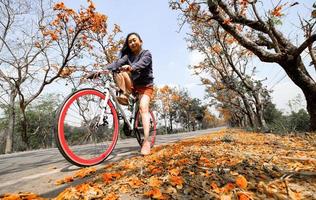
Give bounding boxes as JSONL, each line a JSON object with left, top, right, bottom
{"left": 139, "top": 103, "right": 149, "bottom": 113}
{"left": 139, "top": 95, "right": 150, "bottom": 113}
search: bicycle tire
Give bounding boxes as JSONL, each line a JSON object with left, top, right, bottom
{"left": 55, "top": 88, "right": 119, "bottom": 167}
{"left": 134, "top": 110, "right": 157, "bottom": 147}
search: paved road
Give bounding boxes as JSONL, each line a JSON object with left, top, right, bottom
{"left": 0, "top": 127, "right": 222, "bottom": 198}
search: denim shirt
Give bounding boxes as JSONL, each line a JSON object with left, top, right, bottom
{"left": 107, "top": 50, "right": 154, "bottom": 87}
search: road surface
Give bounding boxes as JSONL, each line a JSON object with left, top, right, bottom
{"left": 0, "top": 127, "right": 222, "bottom": 198}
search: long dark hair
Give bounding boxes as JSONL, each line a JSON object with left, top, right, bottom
{"left": 120, "top": 32, "right": 143, "bottom": 58}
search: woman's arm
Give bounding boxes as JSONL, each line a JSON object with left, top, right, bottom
{"left": 131, "top": 50, "right": 152, "bottom": 71}
{"left": 106, "top": 55, "right": 129, "bottom": 71}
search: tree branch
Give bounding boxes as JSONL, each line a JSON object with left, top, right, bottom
{"left": 294, "top": 34, "right": 316, "bottom": 58}
{"left": 207, "top": 0, "right": 284, "bottom": 63}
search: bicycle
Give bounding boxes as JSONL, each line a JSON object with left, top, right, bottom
{"left": 54, "top": 70, "right": 157, "bottom": 167}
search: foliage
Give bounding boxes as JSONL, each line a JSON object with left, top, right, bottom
{"left": 0, "top": 94, "right": 60, "bottom": 153}
{"left": 263, "top": 102, "right": 283, "bottom": 125}
{"left": 154, "top": 85, "right": 218, "bottom": 133}
{"left": 264, "top": 102, "right": 310, "bottom": 133}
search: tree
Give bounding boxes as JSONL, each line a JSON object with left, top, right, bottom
{"left": 173, "top": 89, "right": 206, "bottom": 131}
{"left": 206, "top": 0, "right": 316, "bottom": 130}
{"left": 184, "top": 21, "right": 270, "bottom": 130}
{"left": 170, "top": 0, "right": 316, "bottom": 131}
{"left": 155, "top": 85, "right": 210, "bottom": 133}
{"left": 156, "top": 85, "right": 179, "bottom": 133}
{"left": 0, "top": 0, "right": 122, "bottom": 152}
{"left": 202, "top": 108, "right": 218, "bottom": 128}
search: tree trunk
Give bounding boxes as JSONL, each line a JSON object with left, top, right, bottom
{"left": 280, "top": 56, "right": 316, "bottom": 131}
{"left": 20, "top": 104, "right": 30, "bottom": 149}
{"left": 240, "top": 94, "right": 257, "bottom": 128}
{"left": 169, "top": 114, "right": 173, "bottom": 133}
{"left": 163, "top": 115, "right": 167, "bottom": 134}
{"left": 5, "top": 90, "right": 17, "bottom": 154}
{"left": 253, "top": 92, "right": 268, "bottom": 131}
{"left": 306, "top": 92, "right": 316, "bottom": 131}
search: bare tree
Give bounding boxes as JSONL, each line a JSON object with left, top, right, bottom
{"left": 0, "top": 0, "right": 122, "bottom": 152}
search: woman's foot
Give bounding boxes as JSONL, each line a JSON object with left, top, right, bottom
{"left": 141, "top": 140, "right": 151, "bottom": 155}
{"left": 117, "top": 93, "right": 129, "bottom": 105}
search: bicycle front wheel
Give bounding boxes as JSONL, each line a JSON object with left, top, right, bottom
{"left": 134, "top": 110, "right": 157, "bottom": 147}
{"left": 55, "top": 88, "right": 119, "bottom": 167}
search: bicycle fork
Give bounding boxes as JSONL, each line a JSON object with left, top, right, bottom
{"left": 97, "top": 89, "right": 111, "bottom": 126}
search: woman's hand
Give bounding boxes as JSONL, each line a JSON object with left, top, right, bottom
{"left": 86, "top": 70, "right": 109, "bottom": 79}
{"left": 86, "top": 71, "right": 101, "bottom": 79}
{"left": 121, "top": 65, "right": 133, "bottom": 72}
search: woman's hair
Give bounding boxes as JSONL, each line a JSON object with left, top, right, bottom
{"left": 120, "top": 32, "right": 142, "bottom": 57}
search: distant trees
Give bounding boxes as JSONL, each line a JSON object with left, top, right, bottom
{"left": 0, "top": 94, "right": 59, "bottom": 153}
{"left": 155, "top": 85, "right": 218, "bottom": 134}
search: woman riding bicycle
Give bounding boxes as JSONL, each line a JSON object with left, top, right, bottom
{"left": 96, "top": 32, "right": 154, "bottom": 155}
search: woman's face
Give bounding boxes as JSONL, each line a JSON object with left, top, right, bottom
{"left": 128, "top": 34, "right": 142, "bottom": 54}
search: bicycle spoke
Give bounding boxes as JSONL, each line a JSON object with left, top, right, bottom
{"left": 56, "top": 89, "right": 119, "bottom": 166}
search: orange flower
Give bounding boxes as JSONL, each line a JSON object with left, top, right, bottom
{"left": 271, "top": 5, "right": 283, "bottom": 17}
{"left": 211, "top": 182, "right": 221, "bottom": 193}
{"left": 238, "top": 193, "right": 251, "bottom": 200}
{"left": 212, "top": 44, "right": 222, "bottom": 54}
{"left": 102, "top": 173, "right": 121, "bottom": 184}
{"left": 74, "top": 167, "right": 96, "bottom": 178}
{"left": 53, "top": 2, "right": 65, "bottom": 10}
{"left": 55, "top": 176, "right": 74, "bottom": 185}
{"left": 169, "top": 168, "right": 181, "bottom": 176}
{"left": 88, "top": 0, "right": 96, "bottom": 10}
{"left": 149, "top": 176, "right": 163, "bottom": 187}
{"left": 68, "top": 28, "right": 74, "bottom": 34}
{"left": 226, "top": 37, "right": 235, "bottom": 44}
{"left": 75, "top": 184, "right": 90, "bottom": 192}
{"left": 104, "top": 192, "right": 118, "bottom": 200}
{"left": 169, "top": 175, "right": 184, "bottom": 189}
{"left": 236, "top": 175, "right": 248, "bottom": 189}
{"left": 151, "top": 168, "right": 163, "bottom": 175}
{"left": 222, "top": 182, "right": 235, "bottom": 193}
{"left": 128, "top": 177, "right": 144, "bottom": 188}
{"left": 144, "top": 188, "right": 164, "bottom": 199}
{"left": 50, "top": 32, "right": 59, "bottom": 41}
{"left": 223, "top": 18, "right": 232, "bottom": 25}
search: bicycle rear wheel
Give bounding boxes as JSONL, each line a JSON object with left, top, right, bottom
{"left": 55, "top": 88, "right": 119, "bottom": 167}
{"left": 134, "top": 110, "right": 157, "bottom": 147}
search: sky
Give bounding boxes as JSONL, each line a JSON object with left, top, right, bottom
{"left": 59, "top": 0, "right": 316, "bottom": 113}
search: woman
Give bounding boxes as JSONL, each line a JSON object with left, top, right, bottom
{"left": 106, "top": 32, "right": 154, "bottom": 155}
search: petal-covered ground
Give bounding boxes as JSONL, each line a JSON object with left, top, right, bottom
{"left": 1, "top": 129, "right": 316, "bottom": 200}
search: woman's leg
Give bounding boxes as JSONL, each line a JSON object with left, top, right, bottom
{"left": 139, "top": 94, "right": 151, "bottom": 155}
{"left": 114, "top": 72, "right": 133, "bottom": 95}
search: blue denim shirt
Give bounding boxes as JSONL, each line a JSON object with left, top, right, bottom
{"left": 107, "top": 50, "right": 154, "bottom": 87}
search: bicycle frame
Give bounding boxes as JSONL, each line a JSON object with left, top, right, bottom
{"left": 96, "top": 73, "right": 138, "bottom": 132}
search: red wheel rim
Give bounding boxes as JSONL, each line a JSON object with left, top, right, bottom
{"left": 57, "top": 89, "right": 119, "bottom": 166}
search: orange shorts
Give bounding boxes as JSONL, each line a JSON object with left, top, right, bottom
{"left": 133, "top": 86, "right": 154, "bottom": 99}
